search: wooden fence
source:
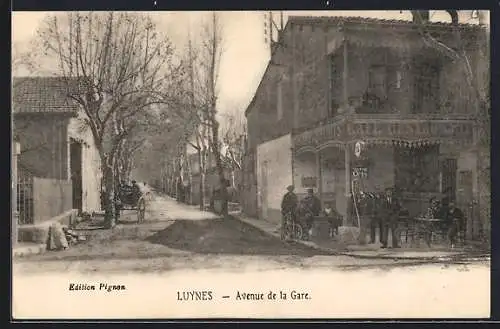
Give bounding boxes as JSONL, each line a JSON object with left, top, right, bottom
{"left": 17, "top": 176, "right": 72, "bottom": 225}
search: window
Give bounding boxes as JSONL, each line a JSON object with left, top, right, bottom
{"left": 394, "top": 145, "right": 440, "bottom": 193}
{"left": 395, "top": 70, "right": 402, "bottom": 89}
{"left": 328, "top": 54, "right": 341, "bottom": 117}
{"left": 413, "top": 62, "right": 440, "bottom": 113}
{"left": 368, "top": 65, "right": 388, "bottom": 99}
{"left": 277, "top": 81, "right": 283, "bottom": 120}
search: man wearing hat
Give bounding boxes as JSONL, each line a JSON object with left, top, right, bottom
{"left": 380, "top": 187, "right": 401, "bottom": 248}
{"left": 299, "top": 188, "right": 322, "bottom": 240}
{"left": 281, "top": 185, "right": 298, "bottom": 240}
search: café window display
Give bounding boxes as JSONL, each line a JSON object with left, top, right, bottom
{"left": 394, "top": 144, "right": 440, "bottom": 193}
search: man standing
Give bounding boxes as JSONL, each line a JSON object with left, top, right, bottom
{"left": 380, "top": 187, "right": 401, "bottom": 248}
{"left": 445, "top": 201, "right": 465, "bottom": 248}
{"left": 281, "top": 185, "right": 298, "bottom": 241}
{"left": 299, "top": 188, "right": 322, "bottom": 240}
{"left": 369, "top": 191, "right": 384, "bottom": 244}
{"left": 131, "top": 180, "right": 141, "bottom": 200}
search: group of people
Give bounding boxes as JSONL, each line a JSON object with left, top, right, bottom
{"left": 280, "top": 185, "right": 342, "bottom": 241}
{"left": 356, "top": 187, "right": 465, "bottom": 248}
{"left": 357, "top": 187, "right": 405, "bottom": 248}
{"left": 281, "top": 184, "right": 465, "bottom": 249}
{"left": 423, "top": 194, "right": 465, "bottom": 248}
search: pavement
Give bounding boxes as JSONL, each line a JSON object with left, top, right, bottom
{"left": 233, "top": 211, "right": 490, "bottom": 261}
{"left": 12, "top": 243, "right": 47, "bottom": 258}
{"left": 12, "top": 192, "right": 489, "bottom": 264}
{"left": 148, "top": 194, "right": 219, "bottom": 221}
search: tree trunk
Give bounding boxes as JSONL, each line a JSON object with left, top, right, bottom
{"left": 211, "top": 120, "right": 228, "bottom": 216}
{"left": 197, "top": 148, "right": 205, "bottom": 210}
{"left": 103, "top": 163, "right": 116, "bottom": 228}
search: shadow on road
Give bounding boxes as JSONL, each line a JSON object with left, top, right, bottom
{"left": 145, "top": 216, "right": 332, "bottom": 256}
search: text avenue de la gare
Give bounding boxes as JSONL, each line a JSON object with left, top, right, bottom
{"left": 177, "top": 290, "right": 311, "bottom": 301}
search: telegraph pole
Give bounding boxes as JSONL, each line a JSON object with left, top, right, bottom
{"left": 264, "top": 11, "right": 273, "bottom": 57}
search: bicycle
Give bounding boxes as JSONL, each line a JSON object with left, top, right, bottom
{"left": 281, "top": 212, "right": 304, "bottom": 241}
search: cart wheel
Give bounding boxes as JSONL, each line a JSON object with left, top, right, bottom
{"left": 294, "top": 224, "right": 303, "bottom": 240}
{"left": 137, "top": 197, "right": 146, "bottom": 223}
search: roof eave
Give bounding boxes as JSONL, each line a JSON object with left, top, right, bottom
{"left": 244, "top": 60, "right": 272, "bottom": 117}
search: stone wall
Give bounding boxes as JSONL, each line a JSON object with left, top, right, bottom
{"left": 256, "top": 134, "right": 293, "bottom": 224}
{"left": 15, "top": 114, "right": 70, "bottom": 180}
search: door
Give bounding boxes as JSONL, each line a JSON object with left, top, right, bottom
{"left": 70, "top": 139, "right": 83, "bottom": 214}
{"left": 457, "top": 170, "right": 474, "bottom": 239}
{"left": 440, "top": 158, "right": 457, "bottom": 201}
{"left": 261, "top": 161, "right": 269, "bottom": 220}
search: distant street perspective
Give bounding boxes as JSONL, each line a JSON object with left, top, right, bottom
{"left": 12, "top": 10, "right": 490, "bottom": 308}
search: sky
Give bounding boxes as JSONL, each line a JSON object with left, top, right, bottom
{"left": 11, "top": 10, "right": 488, "bottom": 118}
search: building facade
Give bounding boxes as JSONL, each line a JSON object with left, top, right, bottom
{"left": 244, "top": 14, "right": 489, "bottom": 239}
{"left": 13, "top": 77, "right": 102, "bottom": 224}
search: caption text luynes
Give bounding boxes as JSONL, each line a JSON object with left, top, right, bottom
{"left": 177, "top": 290, "right": 311, "bottom": 301}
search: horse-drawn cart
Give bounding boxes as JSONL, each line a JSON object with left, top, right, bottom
{"left": 116, "top": 184, "right": 147, "bottom": 223}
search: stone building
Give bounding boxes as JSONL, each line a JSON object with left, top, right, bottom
{"left": 13, "top": 77, "right": 102, "bottom": 225}
{"left": 243, "top": 14, "right": 489, "bottom": 239}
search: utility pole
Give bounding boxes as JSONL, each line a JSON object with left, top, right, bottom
{"left": 264, "top": 11, "right": 286, "bottom": 58}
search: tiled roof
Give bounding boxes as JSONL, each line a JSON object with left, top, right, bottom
{"left": 287, "top": 15, "right": 483, "bottom": 30}
{"left": 12, "top": 77, "right": 82, "bottom": 114}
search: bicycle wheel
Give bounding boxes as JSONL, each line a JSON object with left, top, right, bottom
{"left": 294, "top": 224, "right": 303, "bottom": 241}
{"left": 281, "top": 213, "right": 291, "bottom": 240}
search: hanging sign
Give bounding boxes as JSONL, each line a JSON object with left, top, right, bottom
{"left": 354, "top": 140, "right": 365, "bottom": 158}
{"left": 301, "top": 176, "right": 317, "bottom": 188}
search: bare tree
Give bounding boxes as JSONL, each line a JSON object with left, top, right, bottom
{"left": 191, "top": 12, "right": 228, "bottom": 215}
{"left": 25, "top": 12, "right": 186, "bottom": 227}
{"left": 220, "top": 111, "right": 247, "bottom": 187}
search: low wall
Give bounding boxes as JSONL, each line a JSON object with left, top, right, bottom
{"left": 33, "top": 177, "right": 72, "bottom": 224}
{"left": 18, "top": 209, "right": 78, "bottom": 244}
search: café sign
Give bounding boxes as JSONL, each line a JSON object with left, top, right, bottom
{"left": 301, "top": 176, "right": 317, "bottom": 188}
{"left": 294, "top": 118, "right": 474, "bottom": 149}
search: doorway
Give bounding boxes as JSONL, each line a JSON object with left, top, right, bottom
{"left": 457, "top": 170, "right": 476, "bottom": 239}
{"left": 261, "top": 161, "right": 269, "bottom": 220}
{"left": 441, "top": 158, "right": 457, "bottom": 201}
{"left": 70, "top": 139, "right": 83, "bottom": 214}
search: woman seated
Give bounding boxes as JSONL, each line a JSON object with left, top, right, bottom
{"left": 424, "top": 197, "right": 441, "bottom": 219}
